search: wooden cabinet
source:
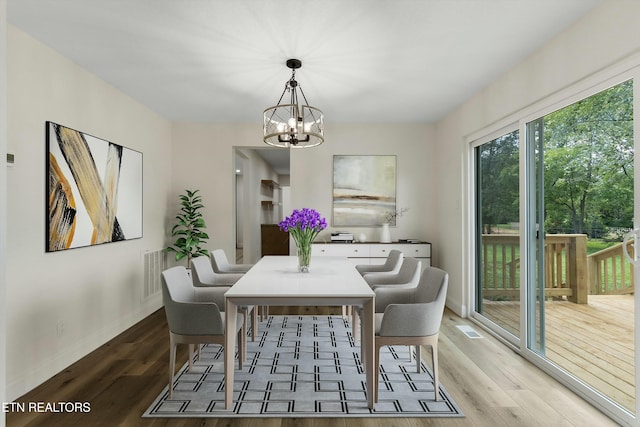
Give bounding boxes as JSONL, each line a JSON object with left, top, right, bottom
{"left": 261, "top": 224, "right": 289, "bottom": 256}
{"left": 312, "top": 242, "right": 431, "bottom": 266}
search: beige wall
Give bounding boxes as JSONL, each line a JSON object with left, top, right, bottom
{"left": 435, "top": 0, "right": 640, "bottom": 315}
{"left": 5, "top": 26, "right": 173, "bottom": 400}
{"left": 291, "top": 124, "right": 436, "bottom": 245}
{"left": 171, "top": 123, "right": 436, "bottom": 265}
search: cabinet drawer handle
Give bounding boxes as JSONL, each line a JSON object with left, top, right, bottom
{"left": 354, "top": 249, "right": 358, "bottom": 253}
{"left": 382, "top": 249, "right": 386, "bottom": 252}
{"left": 321, "top": 249, "right": 325, "bottom": 253}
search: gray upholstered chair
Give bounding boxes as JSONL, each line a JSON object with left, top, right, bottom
{"left": 210, "top": 249, "right": 267, "bottom": 319}
{"left": 211, "top": 249, "right": 254, "bottom": 274}
{"left": 191, "top": 256, "right": 241, "bottom": 301}
{"left": 373, "top": 266, "right": 449, "bottom": 403}
{"left": 190, "top": 256, "right": 257, "bottom": 342}
{"left": 353, "top": 257, "right": 422, "bottom": 339}
{"left": 364, "top": 257, "right": 422, "bottom": 290}
{"left": 161, "top": 266, "right": 245, "bottom": 398}
{"left": 355, "top": 249, "right": 403, "bottom": 276}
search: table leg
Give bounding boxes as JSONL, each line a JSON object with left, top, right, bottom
{"left": 362, "top": 297, "right": 375, "bottom": 409}
{"left": 225, "top": 299, "right": 238, "bottom": 410}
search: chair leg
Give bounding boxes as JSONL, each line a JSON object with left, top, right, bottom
{"left": 360, "top": 324, "right": 365, "bottom": 371}
{"left": 374, "top": 344, "right": 380, "bottom": 403}
{"left": 352, "top": 308, "right": 359, "bottom": 343}
{"left": 260, "top": 305, "right": 270, "bottom": 321}
{"left": 169, "top": 342, "right": 176, "bottom": 399}
{"left": 237, "top": 328, "right": 244, "bottom": 370}
{"left": 242, "top": 308, "right": 249, "bottom": 347}
{"left": 409, "top": 345, "right": 413, "bottom": 362}
{"left": 251, "top": 306, "right": 257, "bottom": 341}
{"left": 415, "top": 345, "right": 421, "bottom": 372}
{"left": 432, "top": 342, "right": 439, "bottom": 401}
{"left": 188, "top": 344, "right": 195, "bottom": 371}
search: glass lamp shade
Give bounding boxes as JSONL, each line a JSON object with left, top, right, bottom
{"left": 263, "top": 103, "right": 324, "bottom": 148}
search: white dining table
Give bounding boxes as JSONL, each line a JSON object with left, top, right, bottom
{"left": 224, "top": 255, "right": 376, "bottom": 409}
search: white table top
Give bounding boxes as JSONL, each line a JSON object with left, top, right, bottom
{"left": 225, "top": 255, "right": 374, "bottom": 299}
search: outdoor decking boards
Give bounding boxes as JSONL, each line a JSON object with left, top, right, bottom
{"left": 483, "top": 295, "right": 634, "bottom": 411}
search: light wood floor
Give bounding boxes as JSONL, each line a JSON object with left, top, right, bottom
{"left": 483, "top": 294, "right": 635, "bottom": 412}
{"left": 6, "top": 307, "right": 619, "bottom": 426}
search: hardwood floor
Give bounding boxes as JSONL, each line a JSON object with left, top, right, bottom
{"left": 6, "top": 307, "right": 619, "bottom": 427}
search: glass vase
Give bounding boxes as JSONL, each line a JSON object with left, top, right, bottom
{"left": 296, "top": 242, "right": 311, "bottom": 273}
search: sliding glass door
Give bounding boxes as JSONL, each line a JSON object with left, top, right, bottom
{"left": 527, "top": 80, "right": 635, "bottom": 413}
{"left": 473, "top": 78, "right": 636, "bottom": 420}
{"left": 474, "top": 129, "right": 520, "bottom": 340}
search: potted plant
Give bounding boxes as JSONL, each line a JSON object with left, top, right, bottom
{"left": 165, "top": 189, "right": 209, "bottom": 266}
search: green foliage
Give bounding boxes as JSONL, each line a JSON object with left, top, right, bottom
{"left": 165, "top": 189, "right": 210, "bottom": 266}
{"left": 543, "top": 80, "right": 633, "bottom": 235}
{"left": 478, "top": 80, "right": 634, "bottom": 238}
{"left": 477, "top": 130, "right": 520, "bottom": 233}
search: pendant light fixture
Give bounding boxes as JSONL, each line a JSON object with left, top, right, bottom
{"left": 263, "top": 59, "right": 324, "bottom": 148}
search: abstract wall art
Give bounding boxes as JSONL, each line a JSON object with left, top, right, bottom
{"left": 46, "top": 122, "right": 143, "bottom": 252}
{"left": 332, "top": 155, "right": 396, "bottom": 227}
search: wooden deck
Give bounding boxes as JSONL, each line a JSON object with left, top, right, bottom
{"left": 482, "top": 294, "right": 635, "bottom": 411}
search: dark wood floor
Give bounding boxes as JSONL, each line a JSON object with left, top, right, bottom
{"left": 6, "top": 306, "right": 619, "bottom": 427}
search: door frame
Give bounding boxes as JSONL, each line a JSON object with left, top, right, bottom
{"left": 465, "top": 56, "right": 640, "bottom": 426}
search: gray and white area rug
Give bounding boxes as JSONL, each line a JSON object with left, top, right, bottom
{"left": 143, "top": 315, "right": 463, "bottom": 418}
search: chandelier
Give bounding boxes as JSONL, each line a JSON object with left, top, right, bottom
{"left": 263, "top": 59, "right": 324, "bottom": 148}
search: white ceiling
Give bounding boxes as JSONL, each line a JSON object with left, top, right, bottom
{"left": 7, "top": 1, "right": 602, "bottom": 175}
{"left": 8, "top": 0, "right": 601, "bottom": 125}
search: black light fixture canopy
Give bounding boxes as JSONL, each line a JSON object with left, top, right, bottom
{"left": 263, "top": 59, "right": 324, "bottom": 148}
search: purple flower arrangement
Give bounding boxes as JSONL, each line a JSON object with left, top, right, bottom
{"left": 279, "top": 208, "right": 327, "bottom": 272}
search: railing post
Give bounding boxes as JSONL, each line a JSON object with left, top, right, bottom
{"left": 587, "top": 250, "right": 598, "bottom": 295}
{"left": 572, "top": 235, "right": 588, "bottom": 304}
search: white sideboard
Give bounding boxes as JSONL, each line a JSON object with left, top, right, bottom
{"left": 311, "top": 242, "right": 431, "bottom": 267}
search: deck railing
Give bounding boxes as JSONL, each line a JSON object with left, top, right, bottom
{"left": 587, "top": 241, "right": 635, "bottom": 295}
{"left": 481, "top": 234, "right": 588, "bottom": 303}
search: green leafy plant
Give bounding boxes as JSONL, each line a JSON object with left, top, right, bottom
{"left": 165, "top": 189, "right": 209, "bottom": 266}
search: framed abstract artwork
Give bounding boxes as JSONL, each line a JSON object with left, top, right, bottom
{"left": 46, "top": 121, "right": 143, "bottom": 252}
{"left": 332, "top": 155, "right": 397, "bottom": 227}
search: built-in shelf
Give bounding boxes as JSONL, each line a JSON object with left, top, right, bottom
{"left": 261, "top": 179, "right": 280, "bottom": 189}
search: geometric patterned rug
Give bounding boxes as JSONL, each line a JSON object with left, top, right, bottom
{"left": 143, "top": 315, "right": 464, "bottom": 418}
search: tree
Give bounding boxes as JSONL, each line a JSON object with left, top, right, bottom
{"left": 479, "top": 130, "right": 520, "bottom": 233}
{"left": 542, "top": 80, "right": 633, "bottom": 236}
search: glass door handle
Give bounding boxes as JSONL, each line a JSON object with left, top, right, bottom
{"left": 622, "top": 229, "right": 640, "bottom": 264}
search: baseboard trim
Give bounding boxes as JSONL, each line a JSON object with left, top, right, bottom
{"left": 7, "top": 296, "right": 162, "bottom": 401}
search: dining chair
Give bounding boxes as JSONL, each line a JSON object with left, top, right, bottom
{"left": 372, "top": 266, "right": 449, "bottom": 403}
{"left": 161, "top": 266, "right": 245, "bottom": 398}
{"left": 352, "top": 257, "right": 422, "bottom": 339}
{"left": 210, "top": 249, "right": 269, "bottom": 319}
{"left": 364, "top": 257, "right": 422, "bottom": 290}
{"left": 355, "top": 249, "right": 403, "bottom": 276}
{"left": 210, "top": 249, "right": 254, "bottom": 274}
{"left": 190, "top": 255, "right": 258, "bottom": 342}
